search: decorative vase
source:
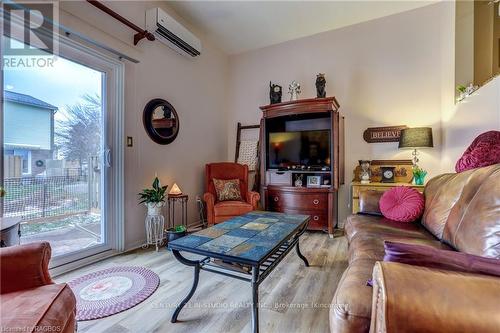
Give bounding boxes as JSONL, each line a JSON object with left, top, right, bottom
{"left": 413, "top": 171, "right": 427, "bottom": 185}
{"left": 147, "top": 202, "right": 164, "bottom": 216}
{"left": 414, "top": 174, "right": 425, "bottom": 185}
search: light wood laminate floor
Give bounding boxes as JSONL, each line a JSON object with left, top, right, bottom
{"left": 58, "top": 232, "right": 348, "bottom": 333}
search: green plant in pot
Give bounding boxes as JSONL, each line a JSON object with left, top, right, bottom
{"left": 412, "top": 166, "right": 427, "bottom": 186}
{"left": 138, "top": 177, "right": 168, "bottom": 216}
{"left": 166, "top": 224, "right": 187, "bottom": 244}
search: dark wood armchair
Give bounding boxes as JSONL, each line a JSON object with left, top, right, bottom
{"left": 204, "top": 162, "right": 260, "bottom": 225}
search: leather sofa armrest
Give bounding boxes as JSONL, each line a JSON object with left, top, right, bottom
{"left": 358, "top": 190, "right": 383, "bottom": 215}
{"left": 246, "top": 191, "right": 260, "bottom": 209}
{"left": 203, "top": 192, "right": 216, "bottom": 226}
{"left": 370, "top": 261, "right": 500, "bottom": 333}
{"left": 0, "top": 242, "right": 54, "bottom": 293}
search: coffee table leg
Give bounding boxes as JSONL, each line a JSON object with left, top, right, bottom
{"left": 171, "top": 250, "right": 201, "bottom": 323}
{"left": 296, "top": 241, "right": 310, "bottom": 267}
{"left": 251, "top": 267, "right": 259, "bottom": 333}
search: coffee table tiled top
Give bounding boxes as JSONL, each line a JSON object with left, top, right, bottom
{"left": 168, "top": 211, "right": 309, "bottom": 266}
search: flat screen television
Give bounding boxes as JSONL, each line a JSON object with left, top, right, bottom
{"left": 268, "top": 130, "right": 331, "bottom": 169}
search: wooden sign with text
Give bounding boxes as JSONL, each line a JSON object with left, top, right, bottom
{"left": 363, "top": 125, "right": 408, "bottom": 143}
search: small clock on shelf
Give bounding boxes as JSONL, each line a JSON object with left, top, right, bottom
{"left": 380, "top": 166, "right": 396, "bottom": 183}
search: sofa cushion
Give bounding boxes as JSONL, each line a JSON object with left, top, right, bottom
{"left": 345, "top": 214, "right": 431, "bottom": 244}
{"left": 383, "top": 241, "right": 500, "bottom": 277}
{"left": 214, "top": 201, "right": 253, "bottom": 216}
{"left": 348, "top": 234, "right": 451, "bottom": 264}
{"left": 330, "top": 259, "right": 376, "bottom": 333}
{"left": 379, "top": 187, "right": 424, "bottom": 222}
{"left": 441, "top": 164, "right": 500, "bottom": 258}
{"left": 0, "top": 283, "right": 76, "bottom": 333}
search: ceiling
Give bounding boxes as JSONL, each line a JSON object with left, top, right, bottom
{"left": 168, "top": 1, "right": 437, "bottom": 55}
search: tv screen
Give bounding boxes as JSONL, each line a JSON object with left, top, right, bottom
{"left": 268, "top": 130, "right": 330, "bottom": 168}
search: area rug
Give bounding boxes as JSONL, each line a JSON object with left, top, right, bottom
{"left": 68, "top": 266, "right": 160, "bottom": 320}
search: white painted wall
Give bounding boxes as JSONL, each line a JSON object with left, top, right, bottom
{"left": 442, "top": 76, "right": 500, "bottom": 172}
{"left": 227, "top": 2, "right": 455, "bottom": 225}
{"left": 58, "top": 1, "right": 229, "bottom": 250}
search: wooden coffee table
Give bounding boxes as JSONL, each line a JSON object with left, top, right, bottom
{"left": 168, "top": 211, "right": 310, "bottom": 333}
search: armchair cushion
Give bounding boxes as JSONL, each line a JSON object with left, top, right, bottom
{"left": 0, "top": 284, "right": 76, "bottom": 333}
{"left": 214, "top": 201, "right": 253, "bottom": 217}
{"left": 213, "top": 178, "right": 243, "bottom": 201}
{"left": 383, "top": 241, "right": 500, "bottom": 278}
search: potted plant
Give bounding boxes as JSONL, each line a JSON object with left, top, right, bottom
{"left": 412, "top": 166, "right": 428, "bottom": 186}
{"left": 166, "top": 224, "right": 187, "bottom": 243}
{"left": 138, "top": 177, "right": 168, "bottom": 215}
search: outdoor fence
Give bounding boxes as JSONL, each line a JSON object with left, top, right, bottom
{"left": 3, "top": 174, "right": 91, "bottom": 221}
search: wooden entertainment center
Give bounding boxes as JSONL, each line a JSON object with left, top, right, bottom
{"left": 259, "top": 97, "right": 345, "bottom": 236}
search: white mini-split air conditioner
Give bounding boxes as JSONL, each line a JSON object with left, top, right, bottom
{"left": 146, "top": 8, "right": 202, "bottom": 57}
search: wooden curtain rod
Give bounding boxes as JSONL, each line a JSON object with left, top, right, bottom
{"left": 86, "top": 0, "right": 155, "bottom": 45}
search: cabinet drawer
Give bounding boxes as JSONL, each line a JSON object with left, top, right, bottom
{"left": 281, "top": 208, "right": 328, "bottom": 231}
{"left": 268, "top": 190, "right": 328, "bottom": 211}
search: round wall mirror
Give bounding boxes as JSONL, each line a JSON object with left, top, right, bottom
{"left": 143, "top": 98, "right": 179, "bottom": 145}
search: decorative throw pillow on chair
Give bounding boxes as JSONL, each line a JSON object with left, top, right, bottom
{"left": 213, "top": 178, "right": 243, "bottom": 201}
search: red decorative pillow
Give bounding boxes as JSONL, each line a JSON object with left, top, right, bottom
{"left": 455, "top": 130, "right": 500, "bottom": 173}
{"left": 379, "top": 186, "right": 424, "bottom": 222}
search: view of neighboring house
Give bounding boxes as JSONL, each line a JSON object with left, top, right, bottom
{"left": 4, "top": 91, "right": 57, "bottom": 177}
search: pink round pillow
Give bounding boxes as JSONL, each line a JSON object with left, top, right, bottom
{"left": 379, "top": 187, "right": 424, "bottom": 222}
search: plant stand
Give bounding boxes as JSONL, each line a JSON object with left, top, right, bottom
{"left": 143, "top": 214, "right": 165, "bottom": 251}
{"left": 167, "top": 194, "right": 188, "bottom": 229}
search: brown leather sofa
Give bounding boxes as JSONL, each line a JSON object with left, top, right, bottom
{"left": 0, "top": 242, "right": 77, "bottom": 333}
{"left": 330, "top": 164, "right": 500, "bottom": 333}
{"left": 204, "top": 162, "right": 260, "bottom": 225}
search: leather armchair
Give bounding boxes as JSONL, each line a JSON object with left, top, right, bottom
{"left": 0, "top": 242, "right": 77, "bottom": 333}
{"left": 204, "top": 162, "right": 260, "bottom": 225}
{"left": 370, "top": 261, "right": 500, "bottom": 333}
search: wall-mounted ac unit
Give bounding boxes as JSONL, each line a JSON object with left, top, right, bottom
{"left": 146, "top": 8, "right": 201, "bottom": 57}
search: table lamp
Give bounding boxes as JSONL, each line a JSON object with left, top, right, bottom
{"left": 398, "top": 127, "right": 433, "bottom": 167}
{"left": 169, "top": 183, "right": 182, "bottom": 196}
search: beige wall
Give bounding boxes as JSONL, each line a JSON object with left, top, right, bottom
{"left": 442, "top": 76, "right": 500, "bottom": 171}
{"left": 227, "top": 2, "right": 455, "bottom": 225}
{"left": 58, "top": 1, "right": 229, "bottom": 249}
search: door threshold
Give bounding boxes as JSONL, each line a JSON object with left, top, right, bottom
{"left": 50, "top": 248, "right": 120, "bottom": 277}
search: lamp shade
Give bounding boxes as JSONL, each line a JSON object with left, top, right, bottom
{"left": 169, "top": 183, "right": 182, "bottom": 195}
{"left": 399, "top": 127, "right": 433, "bottom": 149}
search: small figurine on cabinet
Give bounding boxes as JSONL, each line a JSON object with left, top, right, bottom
{"left": 288, "top": 80, "right": 301, "bottom": 101}
{"left": 316, "top": 73, "right": 326, "bottom": 98}
{"left": 358, "top": 160, "right": 371, "bottom": 184}
{"left": 294, "top": 174, "right": 304, "bottom": 187}
{"left": 269, "top": 81, "right": 282, "bottom": 104}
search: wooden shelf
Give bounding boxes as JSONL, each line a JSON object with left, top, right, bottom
{"left": 266, "top": 185, "right": 332, "bottom": 192}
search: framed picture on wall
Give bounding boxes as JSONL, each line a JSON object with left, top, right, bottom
{"left": 307, "top": 175, "right": 322, "bottom": 187}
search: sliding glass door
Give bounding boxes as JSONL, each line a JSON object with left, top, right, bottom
{"left": 1, "top": 23, "right": 124, "bottom": 268}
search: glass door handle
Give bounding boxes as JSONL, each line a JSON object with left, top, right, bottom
{"left": 104, "top": 148, "right": 112, "bottom": 167}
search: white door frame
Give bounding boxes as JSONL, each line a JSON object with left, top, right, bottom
{"left": 1, "top": 24, "right": 125, "bottom": 270}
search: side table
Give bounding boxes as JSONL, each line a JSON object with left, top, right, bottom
{"left": 168, "top": 194, "right": 188, "bottom": 229}
{"left": 351, "top": 181, "right": 425, "bottom": 214}
{"left": 0, "top": 217, "right": 22, "bottom": 247}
